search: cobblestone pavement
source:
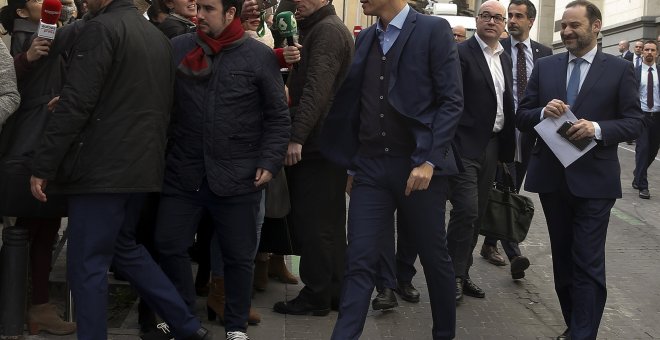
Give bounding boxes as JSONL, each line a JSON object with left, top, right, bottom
{"left": 23, "top": 144, "right": 660, "bottom": 339}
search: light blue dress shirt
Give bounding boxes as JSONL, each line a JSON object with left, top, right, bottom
{"left": 376, "top": 5, "right": 410, "bottom": 54}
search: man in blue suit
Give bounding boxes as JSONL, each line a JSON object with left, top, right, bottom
{"left": 319, "top": 0, "right": 463, "bottom": 338}
{"left": 516, "top": 1, "right": 643, "bottom": 339}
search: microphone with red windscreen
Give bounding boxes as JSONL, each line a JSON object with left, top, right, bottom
{"left": 37, "top": 0, "right": 62, "bottom": 40}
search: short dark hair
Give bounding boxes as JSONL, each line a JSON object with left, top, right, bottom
{"left": 224, "top": 0, "right": 242, "bottom": 16}
{"left": 643, "top": 40, "right": 658, "bottom": 49}
{"left": 508, "top": 0, "right": 536, "bottom": 19}
{"left": 565, "top": 0, "right": 602, "bottom": 25}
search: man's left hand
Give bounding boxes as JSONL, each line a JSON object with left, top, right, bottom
{"left": 284, "top": 142, "right": 303, "bottom": 166}
{"left": 566, "top": 118, "right": 595, "bottom": 140}
{"left": 405, "top": 163, "right": 434, "bottom": 196}
{"left": 254, "top": 168, "right": 273, "bottom": 187}
{"left": 30, "top": 176, "right": 48, "bottom": 202}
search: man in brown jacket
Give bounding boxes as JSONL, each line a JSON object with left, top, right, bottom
{"left": 272, "top": 0, "right": 354, "bottom": 316}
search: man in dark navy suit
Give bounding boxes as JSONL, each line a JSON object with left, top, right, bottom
{"left": 632, "top": 40, "right": 660, "bottom": 199}
{"left": 617, "top": 40, "right": 634, "bottom": 61}
{"left": 516, "top": 1, "right": 643, "bottom": 339}
{"left": 479, "top": 0, "right": 552, "bottom": 280}
{"left": 319, "top": 0, "right": 463, "bottom": 338}
{"left": 445, "top": 0, "right": 516, "bottom": 302}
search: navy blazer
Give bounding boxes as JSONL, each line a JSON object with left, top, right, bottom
{"left": 319, "top": 9, "right": 464, "bottom": 175}
{"left": 500, "top": 38, "right": 553, "bottom": 63}
{"left": 454, "top": 36, "right": 516, "bottom": 162}
{"left": 517, "top": 51, "right": 644, "bottom": 198}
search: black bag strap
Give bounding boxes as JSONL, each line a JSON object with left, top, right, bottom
{"left": 494, "top": 162, "right": 517, "bottom": 193}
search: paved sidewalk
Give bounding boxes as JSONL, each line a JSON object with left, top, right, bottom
{"left": 23, "top": 144, "right": 660, "bottom": 339}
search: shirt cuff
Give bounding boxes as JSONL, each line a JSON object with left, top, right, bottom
{"left": 425, "top": 161, "right": 435, "bottom": 168}
{"left": 593, "top": 122, "right": 602, "bottom": 140}
{"left": 347, "top": 170, "right": 356, "bottom": 176}
{"left": 540, "top": 108, "right": 545, "bottom": 120}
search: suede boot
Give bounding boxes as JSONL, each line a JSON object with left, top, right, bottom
{"left": 27, "top": 303, "right": 76, "bottom": 335}
{"left": 207, "top": 276, "right": 261, "bottom": 325}
{"left": 268, "top": 255, "right": 298, "bottom": 284}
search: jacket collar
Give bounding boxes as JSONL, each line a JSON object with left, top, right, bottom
{"left": 298, "top": 4, "right": 336, "bottom": 33}
{"left": 12, "top": 18, "right": 38, "bottom": 34}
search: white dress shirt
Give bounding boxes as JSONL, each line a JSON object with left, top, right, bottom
{"left": 640, "top": 63, "right": 660, "bottom": 112}
{"left": 475, "top": 33, "right": 506, "bottom": 133}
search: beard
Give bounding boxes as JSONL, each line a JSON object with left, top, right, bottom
{"left": 562, "top": 29, "right": 594, "bottom": 55}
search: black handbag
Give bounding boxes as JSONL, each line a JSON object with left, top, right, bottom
{"left": 264, "top": 168, "right": 290, "bottom": 219}
{"left": 480, "top": 165, "right": 534, "bottom": 243}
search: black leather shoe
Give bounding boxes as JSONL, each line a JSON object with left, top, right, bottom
{"left": 462, "top": 277, "right": 485, "bottom": 298}
{"left": 510, "top": 255, "right": 530, "bottom": 280}
{"left": 632, "top": 181, "right": 639, "bottom": 189}
{"left": 455, "top": 277, "right": 464, "bottom": 302}
{"left": 395, "top": 281, "right": 420, "bottom": 303}
{"left": 183, "top": 327, "right": 212, "bottom": 340}
{"left": 639, "top": 188, "right": 651, "bottom": 199}
{"left": 372, "top": 288, "right": 398, "bottom": 310}
{"left": 557, "top": 328, "right": 570, "bottom": 339}
{"left": 480, "top": 244, "right": 506, "bottom": 266}
{"left": 273, "top": 296, "right": 330, "bottom": 316}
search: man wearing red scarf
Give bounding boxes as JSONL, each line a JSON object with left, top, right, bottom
{"left": 152, "top": 0, "right": 290, "bottom": 339}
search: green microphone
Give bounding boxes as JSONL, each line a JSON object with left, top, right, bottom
{"left": 275, "top": 11, "right": 297, "bottom": 46}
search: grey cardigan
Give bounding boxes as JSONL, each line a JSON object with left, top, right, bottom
{"left": 0, "top": 39, "right": 20, "bottom": 128}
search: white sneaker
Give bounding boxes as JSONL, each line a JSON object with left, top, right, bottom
{"left": 226, "top": 331, "right": 250, "bottom": 340}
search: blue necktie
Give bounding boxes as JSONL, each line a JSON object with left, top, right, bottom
{"left": 566, "top": 58, "right": 584, "bottom": 107}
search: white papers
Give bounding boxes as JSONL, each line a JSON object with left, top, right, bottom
{"left": 533, "top": 109, "right": 596, "bottom": 168}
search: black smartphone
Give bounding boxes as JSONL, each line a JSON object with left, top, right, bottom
{"left": 556, "top": 121, "right": 591, "bottom": 151}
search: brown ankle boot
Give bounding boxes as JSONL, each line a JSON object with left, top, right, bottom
{"left": 248, "top": 306, "right": 261, "bottom": 325}
{"left": 27, "top": 303, "right": 76, "bottom": 335}
{"left": 253, "top": 252, "right": 270, "bottom": 291}
{"left": 268, "top": 255, "right": 298, "bottom": 284}
{"left": 207, "top": 276, "right": 225, "bottom": 323}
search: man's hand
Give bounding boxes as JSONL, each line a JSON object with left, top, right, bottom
{"left": 543, "top": 99, "right": 569, "bottom": 119}
{"left": 283, "top": 43, "right": 302, "bottom": 65}
{"left": 284, "top": 142, "right": 302, "bottom": 166}
{"left": 47, "top": 96, "right": 60, "bottom": 112}
{"left": 254, "top": 168, "right": 273, "bottom": 187}
{"left": 26, "top": 38, "right": 51, "bottom": 62}
{"left": 241, "top": 0, "right": 259, "bottom": 19}
{"left": 30, "top": 176, "right": 48, "bottom": 202}
{"left": 345, "top": 175, "right": 353, "bottom": 195}
{"left": 566, "top": 119, "right": 595, "bottom": 140}
{"left": 405, "top": 163, "right": 434, "bottom": 196}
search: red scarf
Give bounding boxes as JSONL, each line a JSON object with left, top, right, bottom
{"left": 178, "top": 17, "right": 245, "bottom": 78}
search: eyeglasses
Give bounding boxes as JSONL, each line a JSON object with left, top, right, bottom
{"left": 478, "top": 13, "right": 505, "bottom": 24}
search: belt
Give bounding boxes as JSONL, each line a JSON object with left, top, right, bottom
{"left": 643, "top": 111, "right": 660, "bottom": 117}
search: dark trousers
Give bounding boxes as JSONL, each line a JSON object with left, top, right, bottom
{"left": 539, "top": 180, "right": 613, "bottom": 340}
{"left": 376, "top": 210, "right": 418, "bottom": 291}
{"left": 633, "top": 112, "right": 660, "bottom": 190}
{"left": 447, "top": 137, "right": 499, "bottom": 278}
{"left": 15, "top": 217, "right": 61, "bottom": 305}
{"left": 154, "top": 179, "right": 260, "bottom": 332}
{"left": 287, "top": 158, "right": 347, "bottom": 307}
{"left": 515, "top": 130, "right": 536, "bottom": 193}
{"left": 331, "top": 156, "right": 455, "bottom": 340}
{"left": 67, "top": 193, "right": 199, "bottom": 340}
